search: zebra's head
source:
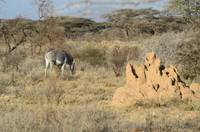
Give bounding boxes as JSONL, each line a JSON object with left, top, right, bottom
{"left": 70, "top": 60, "right": 76, "bottom": 74}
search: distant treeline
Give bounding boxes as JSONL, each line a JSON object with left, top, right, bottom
{"left": 0, "top": 8, "right": 187, "bottom": 42}
{"left": 60, "top": 8, "right": 187, "bottom": 41}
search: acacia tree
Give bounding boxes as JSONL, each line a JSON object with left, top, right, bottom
{"left": 0, "top": 19, "right": 37, "bottom": 54}
{"left": 167, "top": 0, "right": 200, "bottom": 26}
{"left": 167, "top": 0, "right": 200, "bottom": 80}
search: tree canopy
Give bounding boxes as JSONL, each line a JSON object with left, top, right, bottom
{"left": 167, "top": 0, "right": 200, "bottom": 24}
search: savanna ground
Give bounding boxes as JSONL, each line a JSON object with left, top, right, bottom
{"left": 1, "top": 9, "right": 200, "bottom": 131}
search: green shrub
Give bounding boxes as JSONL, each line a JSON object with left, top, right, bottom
{"left": 79, "top": 46, "right": 107, "bottom": 66}
{"left": 176, "top": 31, "right": 200, "bottom": 81}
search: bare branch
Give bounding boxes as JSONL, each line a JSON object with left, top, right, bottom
{"left": 33, "top": 0, "right": 54, "bottom": 20}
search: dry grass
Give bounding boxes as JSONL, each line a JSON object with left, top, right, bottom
{"left": 0, "top": 30, "right": 200, "bottom": 131}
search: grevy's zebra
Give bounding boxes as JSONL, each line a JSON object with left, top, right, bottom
{"left": 45, "top": 49, "right": 75, "bottom": 77}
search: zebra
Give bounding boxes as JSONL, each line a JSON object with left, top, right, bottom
{"left": 45, "top": 49, "right": 75, "bottom": 77}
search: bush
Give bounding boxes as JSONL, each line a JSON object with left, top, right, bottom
{"left": 176, "top": 31, "right": 200, "bottom": 81}
{"left": 1, "top": 52, "right": 24, "bottom": 72}
{"left": 79, "top": 46, "right": 107, "bottom": 66}
{"left": 109, "top": 46, "right": 140, "bottom": 76}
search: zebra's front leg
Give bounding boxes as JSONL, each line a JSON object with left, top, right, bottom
{"left": 45, "top": 68, "right": 48, "bottom": 78}
{"left": 45, "top": 61, "right": 50, "bottom": 78}
{"left": 50, "top": 62, "right": 54, "bottom": 72}
{"left": 61, "top": 63, "right": 66, "bottom": 77}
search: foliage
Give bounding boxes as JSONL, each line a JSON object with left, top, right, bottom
{"left": 0, "top": 18, "right": 37, "bottom": 54}
{"left": 103, "top": 8, "right": 186, "bottom": 40}
{"left": 176, "top": 31, "right": 200, "bottom": 80}
{"left": 104, "top": 8, "right": 160, "bottom": 23}
{"left": 167, "top": 0, "right": 200, "bottom": 27}
{"left": 79, "top": 46, "right": 107, "bottom": 66}
{"left": 62, "top": 17, "right": 109, "bottom": 39}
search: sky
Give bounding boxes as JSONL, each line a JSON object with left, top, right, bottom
{"left": 0, "top": 0, "right": 169, "bottom": 21}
